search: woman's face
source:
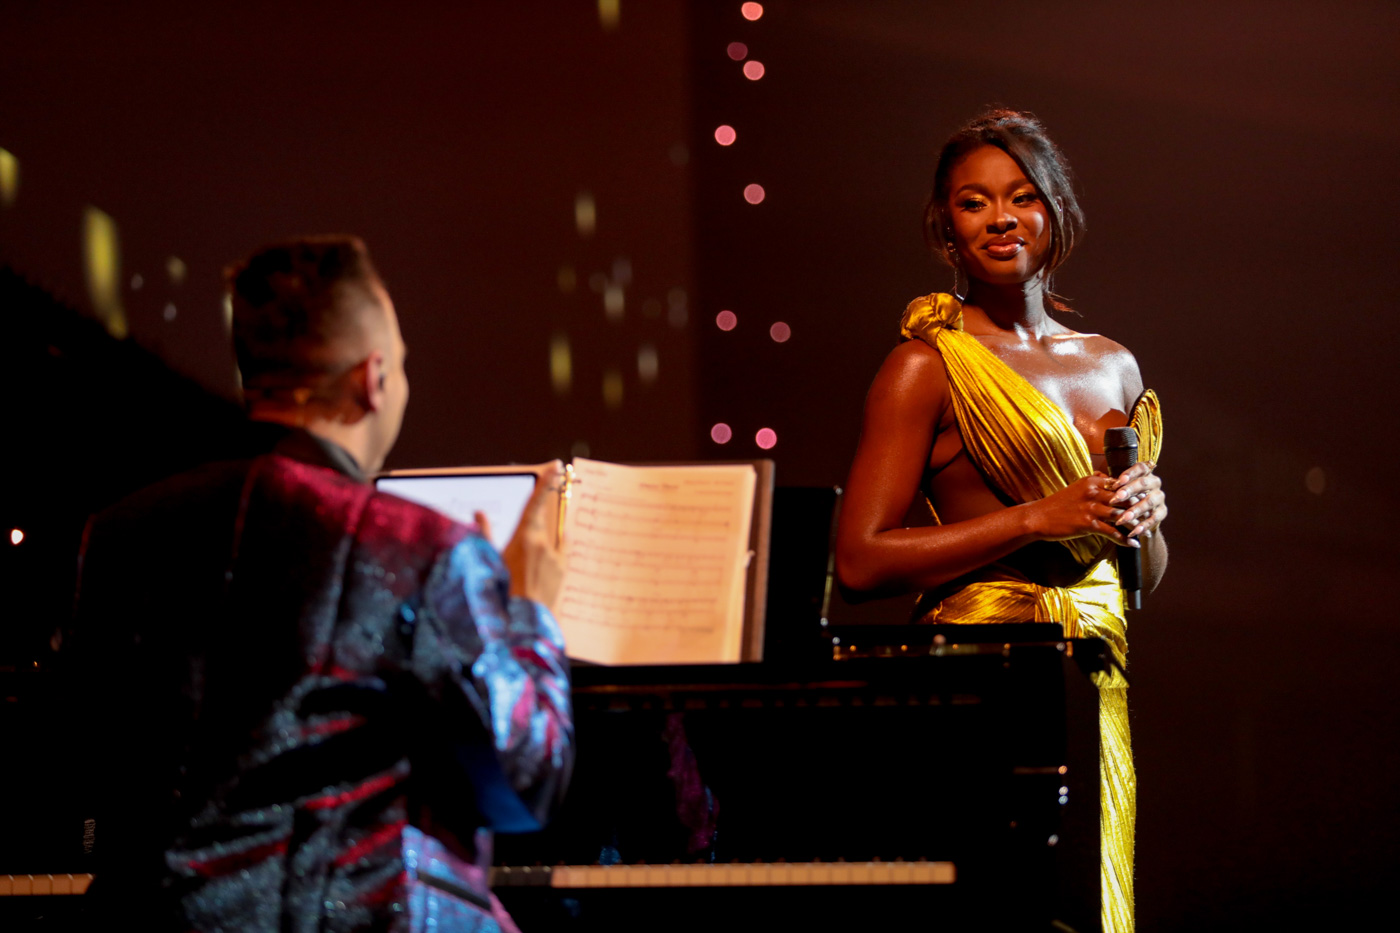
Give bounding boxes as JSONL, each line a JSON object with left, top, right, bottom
{"left": 945, "top": 145, "right": 1053, "bottom": 287}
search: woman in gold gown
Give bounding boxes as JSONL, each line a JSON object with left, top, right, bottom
{"left": 835, "top": 110, "right": 1168, "bottom": 933}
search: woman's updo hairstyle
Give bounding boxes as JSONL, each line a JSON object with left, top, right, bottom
{"left": 924, "top": 108, "right": 1085, "bottom": 312}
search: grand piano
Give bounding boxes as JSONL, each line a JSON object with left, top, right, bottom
{"left": 491, "top": 641, "right": 1106, "bottom": 932}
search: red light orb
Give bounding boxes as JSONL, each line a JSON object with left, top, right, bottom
{"left": 769, "top": 321, "right": 791, "bottom": 343}
{"left": 716, "top": 310, "right": 738, "bottom": 331}
{"left": 743, "top": 60, "right": 765, "bottom": 81}
{"left": 755, "top": 428, "right": 777, "bottom": 450}
{"left": 711, "top": 423, "right": 734, "bottom": 444}
{"left": 727, "top": 41, "right": 748, "bottom": 61}
{"left": 714, "top": 125, "right": 737, "bottom": 146}
{"left": 743, "top": 183, "right": 765, "bottom": 204}
{"left": 741, "top": 3, "right": 764, "bottom": 21}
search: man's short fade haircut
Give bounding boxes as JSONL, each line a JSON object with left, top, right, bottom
{"left": 226, "top": 235, "right": 385, "bottom": 391}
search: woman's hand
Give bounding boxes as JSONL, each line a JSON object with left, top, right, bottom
{"left": 1108, "top": 460, "right": 1166, "bottom": 540}
{"left": 1026, "top": 472, "right": 1137, "bottom": 547}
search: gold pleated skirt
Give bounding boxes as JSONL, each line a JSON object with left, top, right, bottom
{"left": 920, "top": 557, "right": 1135, "bottom": 933}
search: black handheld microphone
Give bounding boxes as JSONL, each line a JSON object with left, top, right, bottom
{"left": 1103, "top": 426, "right": 1142, "bottom": 610}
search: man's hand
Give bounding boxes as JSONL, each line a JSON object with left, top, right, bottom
{"left": 477, "top": 461, "right": 568, "bottom": 613}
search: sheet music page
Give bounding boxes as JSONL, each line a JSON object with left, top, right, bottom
{"left": 558, "top": 458, "right": 756, "bottom": 665}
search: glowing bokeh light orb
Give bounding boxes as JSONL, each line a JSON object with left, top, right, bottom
{"left": 741, "top": 2, "right": 764, "bottom": 21}
{"left": 716, "top": 310, "right": 738, "bottom": 331}
{"left": 714, "top": 125, "right": 737, "bottom": 146}
{"left": 743, "top": 183, "right": 766, "bottom": 204}
{"left": 742, "top": 60, "right": 766, "bottom": 81}
{"left": 727, "top": 41, "right": 748, "bottom": 61}
{"left": 711, "top": 423, "right": 734, "bottom": 444}
{"left": 755, "top": 428, "right": 778, "bottom": 450}
{"left": 10, "top": 528, "right": 23, "bottom": 545}
{"left": 769, "top": 321, "right": 791, "bottom": 342}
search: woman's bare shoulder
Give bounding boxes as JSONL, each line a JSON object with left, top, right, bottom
{"left": 1061, "top": 327, "right": 1144, "bottom": 406}
{"left": 886, "top": 335, "right": 944, "bottom": 365}
{"left": 871, "top": 339, "right": 948, "bottom": 398}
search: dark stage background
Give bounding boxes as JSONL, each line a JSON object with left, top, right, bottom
{"left": 3, "top": 1, "right": 1397, "bottom": 928}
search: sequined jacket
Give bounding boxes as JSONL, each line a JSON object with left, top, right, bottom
{"left": 70, "top": 428, "right": 573, "bottom": 931}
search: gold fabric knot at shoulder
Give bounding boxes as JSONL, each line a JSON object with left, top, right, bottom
{"left": 900, "top": 292, "right": 964, "bottom": 343}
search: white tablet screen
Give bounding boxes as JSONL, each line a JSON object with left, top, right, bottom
{"left": 376, "top": 473, "right": 537, "bottom": 551}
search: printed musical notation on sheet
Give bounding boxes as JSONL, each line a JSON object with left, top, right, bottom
{"left": 558, "top": 458, "right": 756, "bottom": 665}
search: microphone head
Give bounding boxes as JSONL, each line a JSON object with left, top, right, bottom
{"left": 1103, "top": 426, "right": 1139, "bottom": 476}
{"left": 1104, "top": 426, "right": 1139, "bottom": 450}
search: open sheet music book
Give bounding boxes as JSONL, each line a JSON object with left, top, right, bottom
{"left": 377, "top": 458, "right": 773, "bottom": 666}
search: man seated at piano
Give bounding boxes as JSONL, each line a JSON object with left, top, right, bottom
{"left": 67, "top": 236, "right": 572, "bottom": 931}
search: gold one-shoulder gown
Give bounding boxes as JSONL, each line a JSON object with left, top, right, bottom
{"left": 901, "top": 293, "right": 1162, "bottom": 933}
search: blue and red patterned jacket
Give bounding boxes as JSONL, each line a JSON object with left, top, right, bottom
{"left": 70, "top": 427, "right": 573, "bottom": 931}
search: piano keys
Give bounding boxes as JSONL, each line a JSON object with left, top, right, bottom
{"left": 0, "top": 873, "right": 92, "bottom": 896}
{"left": 491, "top": 860, "right": 956, "bottom": 888}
